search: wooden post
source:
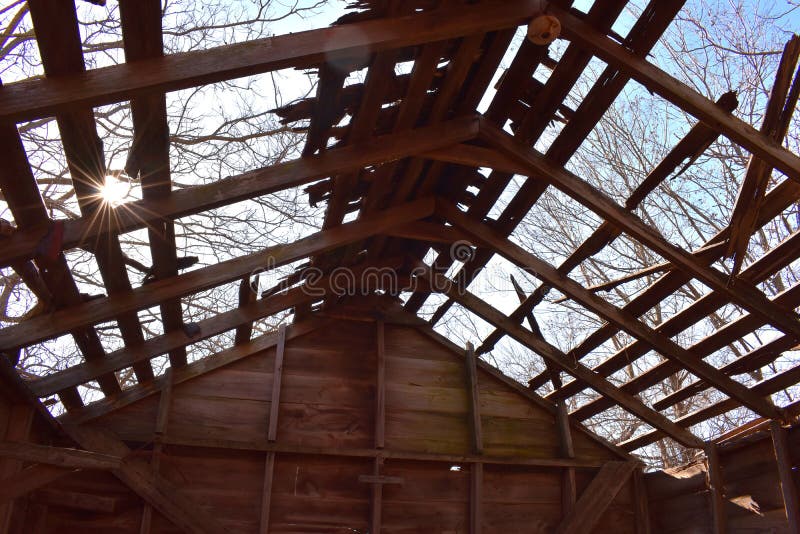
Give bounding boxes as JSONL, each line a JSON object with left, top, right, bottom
{"left": 470, "top": 462, "right": 483, "bottom": 534}
{"left": 705, "top": 442, "right": 726, "bottom": 534}
{"left": 260, "top": 324, "right": 287, "bottom": 533}
{"left": 465, "top": 342, "right": 483, "bottom": 454}
{"left": 258, "top": 452, "right": 275, "bottom": 534}
{"left": 358, "top": 457, "right": 403, "bottom": 534}
{"left": 465, "top": 342, "right": 483, "bottom": 533}
{"left": 375, "top": 320, "right": 386, "bottom": 449}
{"left": 267, "top": 324, "right": 286, "bottom": 442}
{"left": 770, "top": 421, "right": 799, "bottom": 534}
{"left": 140, "top": 369, "right": 173, "bottom": 534}
{"left": 556, "top": 402, "right": 577, "bottom": 518}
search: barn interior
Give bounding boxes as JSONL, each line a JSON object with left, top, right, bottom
{"left": 0, "top": 0, "right": 799, "bottom": 532}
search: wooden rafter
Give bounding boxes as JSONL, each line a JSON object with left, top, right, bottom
{"left": 480, "top": 120, "right": 800, "bottom": 342}
{"left": 552, "top": 4, "right": 800, "bottom": 184}
{"left": 438, "top": 201, "right": 783, "bottom": 421}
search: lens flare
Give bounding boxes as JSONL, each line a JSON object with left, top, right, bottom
{"left": 99, "top": 174, "right": 131, "bottom": 207}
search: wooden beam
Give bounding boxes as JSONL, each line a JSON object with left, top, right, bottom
{"left": 465, "top": 342, "right": 483, "bottom": 455}
{"left": 120, "top": 0, "right": 187, "bottom": 368}
{"left": 141, "top": 370, "right": 173, "bottom": 534}
{"left": 258, "top": 452, "right": 275, "bottom": 534}
{"left": 470, "top": 462, "right": 483, "bottom": 534}
{"left": 439, "top": 201, "right": 783, "bottom": 421}
{"left": 0, "top": 442, "right": 120, "bottom": 470}
{"left": 481, "top": 121, "right": 800, "bottom": 348}
{"left": 267, "top": 325, "right": 286, "bottom": 442}
{"left": 0, "top": 118, "right": 476, "bottom": 268}
{"left": 770, "top": 421, "right": 800, "bottom": 534}
{"left": 0, "top": 197, "right": 435, "bottom": 351}
{"left": 554, "top": 461, "right": 638, "bottom": 534}
{"left": 234, "top": 276, "right": 258, "bottom": 345}
{"left": 416, "top": 267, "right": 705, "bottom": 449}
{"left": 0, "top": 1, "right": 545, "bottom": 123}
{"left": 93, "top": 430, "right": 614, "bottom": 468}
{"left": 552, "top": 5, "right": 800, "bottom": 184}
{"left": 375, "top": 320, "right": 386, "bottom": 449}
{"left": 63, "top": 425, "right": 226, "bottom": 534}
{"left": 705, "top": 443, "right": 726, "bottom": 534}
{"left": 557, "top": 402, "right": 577, "bottom": 518}
{"left": 622, "top": 361, "right": 800, "bottom": 450}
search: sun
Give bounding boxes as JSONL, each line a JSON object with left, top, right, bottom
{"left": 99, "top": 174, "right": 131, "bottom": 207}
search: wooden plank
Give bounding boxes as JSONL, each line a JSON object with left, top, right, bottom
{"left": 416, "top": 267, "right": 705, "bottom": 449}
{"left": 554, "top": 461, "right": 638, "bottom": 534}
{"left": 0, "top": 1, "right": 545, "bottom": 123}
{"left": 552, "top": 4, "right": 800, "bottom": 184}
{"left": 258, "top": 452, "right": 275, "bottom": 534}
{"left": 481, "top": 120, "right": 800, "bottom": 342}
{"left": 375, "top": 320, "right": 386, "bottom": 449}
{"left": 705, "top": 443, "right": 726, "bottom": 534}
{"left": 465, "top": 342, "right": 483, "bottom": 454}
{"left": 0, "top": 442, "right": 120, "bottom": 470}
{"left": 1, "top": 197, "right": 435, "bottom": 351}
{"left": 63, "top": 424, "right": 226, "bottom": 534}
{"left": 119, "top": 0, "right": 187, "bottom": 368}
{"left": 127, "top": 433, "right": 611, "bottom": 468}
{"left": 439, "top": 201, "right": 783, "bottom": 421}
{"left": 267, "top": 325, "right": 287, "bottom": 442}
{"left": 770, "top": 421, "right": 800, "bottom": 534}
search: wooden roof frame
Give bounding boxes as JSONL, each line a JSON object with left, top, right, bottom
{"left": 1, "top": 0, "right": 799, "bottom": 457}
